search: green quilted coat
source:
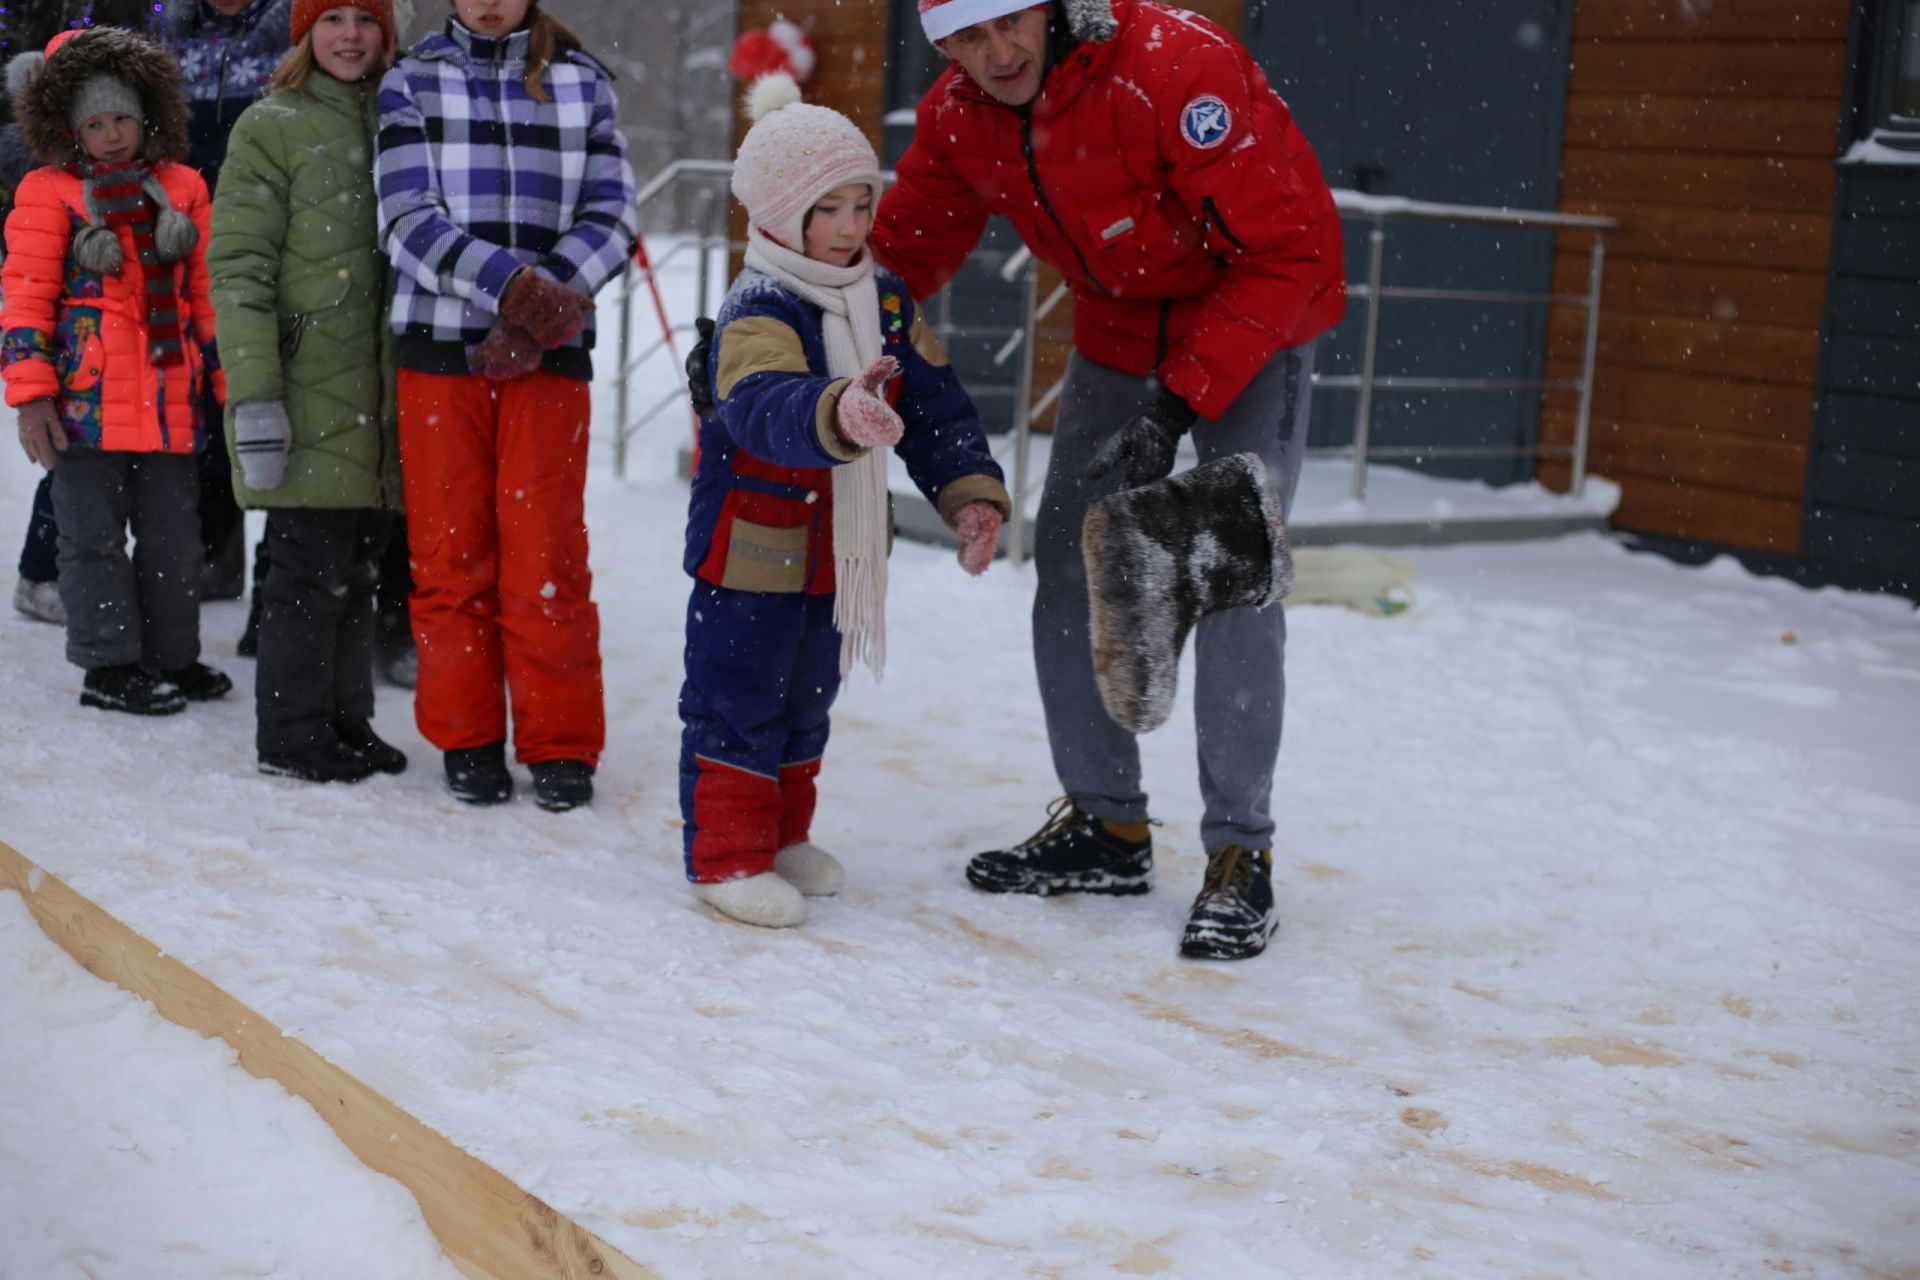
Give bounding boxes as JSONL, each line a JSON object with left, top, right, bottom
{"left": 208, "top": 71, "right": 400, "bottom": 510}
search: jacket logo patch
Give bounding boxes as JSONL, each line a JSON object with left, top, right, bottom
{"left": 1100, "top": 217, "right": 1136, "bottom": 241}
{"left": 1181, "top": 95, "right": 1232, "bottom": 150}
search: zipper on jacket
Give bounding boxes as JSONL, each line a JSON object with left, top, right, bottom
{"left": 1152, "top": 300, "right": 1171, "bottom": 372}
{"left": 1020, "top": 112, "right": 1105, "bottom": 296}
{"left": 1202, "top": 196, "right": 1250, "bottom": 251}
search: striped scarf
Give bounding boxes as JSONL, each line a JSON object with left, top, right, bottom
{"left": 73, "top": 159, "right": 185, "bottom": 368}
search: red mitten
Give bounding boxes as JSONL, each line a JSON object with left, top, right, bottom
{"left": 833, "top": 355, "right": 902, "bottom": 448}
{"left": 499, "top": 270, "right": 593, "bottom": 348}
{"left": 954, "top": 500, "right": 1002, "bottom": 576}
{"left": 467, "top": 320, "right": 545, "bottom": 381}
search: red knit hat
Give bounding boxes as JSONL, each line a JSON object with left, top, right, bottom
{"left": 917, "top": 0, "right": 1117, "bottom": 45}
{"left": 290, "top": 0, "right": 396, "bottom": 52}
{"left": 917, "top": 0, "right": 1046, "bottom": 43}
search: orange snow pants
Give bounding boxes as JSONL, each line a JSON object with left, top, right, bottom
{"left": 398, "top": 368, "right": 603, "bottom": 767}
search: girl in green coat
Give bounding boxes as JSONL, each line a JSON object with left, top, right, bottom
{"left": 209, "top": 0, "right": 406, "bottom": 784}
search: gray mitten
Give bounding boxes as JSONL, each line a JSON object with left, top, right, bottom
{"left": 233, "top": 400, "right": 292, "bottom": 491}
{"left": 70, "top": 224, "right": 123, "bottom": 275}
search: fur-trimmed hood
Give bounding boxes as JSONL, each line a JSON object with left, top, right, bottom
{"left": 8, "top": 27, "right": 192, "bottom": 167}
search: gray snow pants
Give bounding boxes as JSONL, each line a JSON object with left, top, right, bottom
{"left": 1032, "top": 341, "right": 1315, "bottom": 855}
{"left": 50, "top": 447, "right": 202, "bottom": 671}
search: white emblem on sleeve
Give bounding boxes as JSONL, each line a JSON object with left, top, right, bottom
{"left": 1180, "top": 95, "right": 1232, "bottom": 150}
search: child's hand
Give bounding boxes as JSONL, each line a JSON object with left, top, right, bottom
{"left": 16, "top": 399, "right": 66, "bottom": 469}
{"left": 499, "top": 269, "right": 593, "bottom": 348}
{"left": 834, "top": 356, "right": 903, "bottom": 448}
{"left": 467, "top": 321, "right": 544, "bottom": 381}
{"left": 232, "top": 401, "right": 292, "bottom": 490}
{"left": 954, "top": 499, "right": 1002, "bottom": 576}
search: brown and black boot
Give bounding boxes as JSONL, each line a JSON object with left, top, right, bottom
{"left": 965, "top": 797, "right": 1153, "bottom": 896}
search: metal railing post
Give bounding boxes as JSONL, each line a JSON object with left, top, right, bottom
{"left": 1006, "top": 259, "right": 1040, "bottom": 566}
{"left": 1351, "top": 218, "right": 1387, "bottom": 502}
{"left": 615, "top": 257, "right": 634, "bottom": 478}
{"left": 1570, "top": 233, "right": 1606, "bottom": 499}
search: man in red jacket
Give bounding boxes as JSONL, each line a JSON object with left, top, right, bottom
{"left": 876, "top": 0, "right": 1345, "bottom": 961}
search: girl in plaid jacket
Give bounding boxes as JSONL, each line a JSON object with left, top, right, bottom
{"left": 373, "top": 0, "right": 638, "bottom": 813}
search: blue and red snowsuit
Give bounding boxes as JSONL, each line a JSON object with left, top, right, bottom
{"left": 680, "top": 265, "right": 1010, "bottom": 883}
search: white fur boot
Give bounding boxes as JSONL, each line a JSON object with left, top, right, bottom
{"left": 692, "top": 873, "right": 806, "bottom": 928}
{"left": 775, "top": 842, "right": 845, "bottom": 896}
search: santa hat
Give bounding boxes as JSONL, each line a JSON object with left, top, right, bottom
{"left": 729, "top": 17, "right": 816, "bottom": 83}
{"left": 290, "top": 0, "right": 396, "bottom": 52}
{"left": 916, "top": 0, "right": 1115, "bottom": 45}
{"left": 731, "top": 73, "right": 882, "bottom": 249}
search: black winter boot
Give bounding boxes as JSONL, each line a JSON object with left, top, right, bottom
{"left": 1180, "top": 845, "right": 1278, "bottom": 961}
{"left": 161, "top": 662, "right": 233, "bottom": 702}
{"left": 81, "top": 664, "right": 186, "bottom": 716}
{"left": 445, "top": 741, "right": 513, "bottom": 805}
{"left": 334, "top": 717, "right": 407, "bottom": 775}
{"left": 530, "top": 760, "right": 594, "bottom": 812}
{"left": 259, "top": 741, "right": 379, "bottom": 784}
{"left": 1082, "top": 453, "right": 1293, "bottom": 735}
{"left": 965, "top": 797, "right": 1152, "bottom": 896}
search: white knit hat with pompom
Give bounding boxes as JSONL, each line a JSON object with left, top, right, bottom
{"left": 731, "top": 72, "right": 884, "bottom": 249}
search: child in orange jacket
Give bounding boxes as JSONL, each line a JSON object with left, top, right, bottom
{"left": 3, "top": 26, "right": 228, "bottom": 715}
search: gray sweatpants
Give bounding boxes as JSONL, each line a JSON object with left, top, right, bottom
{"left": 1032, "top": 342, "right": 1315, "bottom": 855}
{"left": 51, "top": 448, "right": 203, "bottom": 671}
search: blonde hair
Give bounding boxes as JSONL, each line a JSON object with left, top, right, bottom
{"left": 523, "top": 7, "right": 583, "bottom": 103}
{"left": 267, "top": 22, "right": 398, "bottom": 94}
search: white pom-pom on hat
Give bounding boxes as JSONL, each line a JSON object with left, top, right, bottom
{"left": 745, "top": 70, "right": 802, "bottom": 123}
{"left": 732, "top": 74, "right": 885, "bottom": 248}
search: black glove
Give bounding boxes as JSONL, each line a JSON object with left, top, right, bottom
{"left": 686, "top": 317, "right": 716, "bottom": 418}
{"left": 1086, "top": 386, "right": 1199, "bottom": 488}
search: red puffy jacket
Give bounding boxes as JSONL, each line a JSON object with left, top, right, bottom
{"left": 874, "top": 0, "right": 1345, "bottom": 421}
{"left": 1, "top": 161, "right": 218, "bottom": 452}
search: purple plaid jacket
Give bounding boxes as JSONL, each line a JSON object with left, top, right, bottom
{"left": 373, "top": 21, "right": 638, "bottom": 352}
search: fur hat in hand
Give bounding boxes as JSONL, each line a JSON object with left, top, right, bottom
{"left": 916, "top": 0, "right": 1115, "bottom": 45}
{"left": 730, "top": 73, "right": 883, "bottom": 249}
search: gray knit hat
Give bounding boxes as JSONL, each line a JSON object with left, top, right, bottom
{"left": 68, "top": 72, "right": 144, "bottom": 133}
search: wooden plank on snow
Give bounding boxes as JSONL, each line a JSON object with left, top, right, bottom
{"left": 0, "top": 840, "right": 660, "bottom": 1280}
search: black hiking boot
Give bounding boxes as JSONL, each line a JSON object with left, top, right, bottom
{"left": 80, "top": 664, "right": 186, "bottom": 716}
{"left": 161, "top": 662, "right": 233, "bottom": 702}
{"left": 1180, "top": 845, "right": 1278, "bottom": 961}
{"left": 334, "top": 717, "right": 407, "bottom": 775}
{"left": 259, "top": 741, "right": 379, "bottom": 784}
{"left": 445, "top": 741, "right": 513, "bottom": 805}
{"left": 529, "top": 760, "right": 594, "bottom": 812}
{"left": 965, "top": 797, "right": 1153, "bottom": 896}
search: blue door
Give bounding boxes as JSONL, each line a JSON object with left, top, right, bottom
{"left": 1244, "top": 0, "right": 1577, "bottom": 483}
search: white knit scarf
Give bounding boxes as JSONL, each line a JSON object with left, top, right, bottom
{"left": 744, "top": 226, "right": 890, "bottom": 679}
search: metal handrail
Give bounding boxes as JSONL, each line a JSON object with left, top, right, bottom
{"left": 612, "top": 160, "right": 1619, "bottom": 556}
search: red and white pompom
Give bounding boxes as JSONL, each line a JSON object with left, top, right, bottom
{"left": 729, "top": 17, "right": 816, "bottom": 84}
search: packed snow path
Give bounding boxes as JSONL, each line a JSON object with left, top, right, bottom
{"left": 2, "top": 388, "right": 1916, "bottom": 1277}
{"left": 0, "top": 264, "right": 1912, "bottom": 1274}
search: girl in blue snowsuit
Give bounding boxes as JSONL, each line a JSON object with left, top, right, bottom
{"left": 680, "top": 74, "right": 1010, "bottom": 928}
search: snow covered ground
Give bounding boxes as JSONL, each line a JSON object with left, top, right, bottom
{"left": 3, "top": 258, "right": 1918, "bottom": 1279}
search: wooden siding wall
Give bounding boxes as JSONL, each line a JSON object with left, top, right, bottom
{"left": 1539, "top": 0, "right": 1853, "bottom": 554}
